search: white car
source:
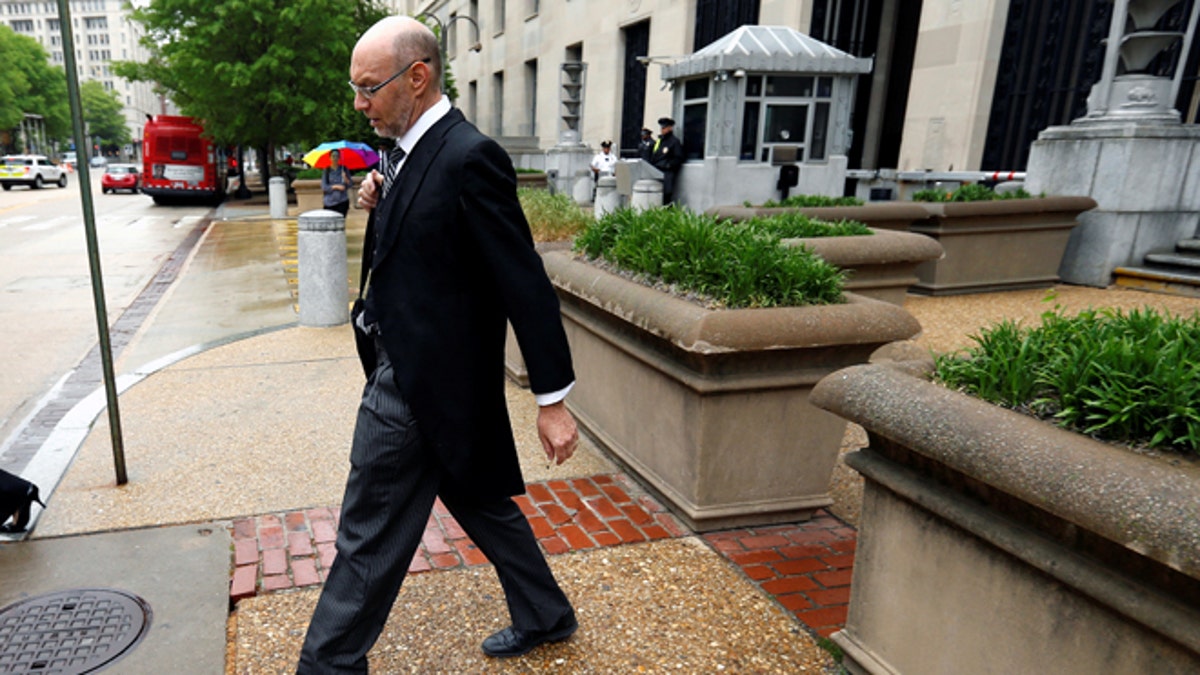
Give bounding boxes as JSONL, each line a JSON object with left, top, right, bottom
{"left": 0, "top": 154, "right": 68, "bottom": 190}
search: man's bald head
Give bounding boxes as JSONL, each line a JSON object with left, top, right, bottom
{"left": 355, "top": 16, "right": 442, "bottom": 94}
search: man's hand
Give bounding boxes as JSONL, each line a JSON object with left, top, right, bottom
{"left": 537, "top": 401, "right": 578, "bottom": 466}
{"left": 357, "top": 170, "right": 383, "bottom": 210}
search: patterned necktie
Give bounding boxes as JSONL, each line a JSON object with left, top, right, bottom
{"left": 382, "top": 145, "right": 406, "bottom": 198}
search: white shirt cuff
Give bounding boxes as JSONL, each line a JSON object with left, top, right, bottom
{"left": 535, "top": 381, "right": 574, "bottom": 407}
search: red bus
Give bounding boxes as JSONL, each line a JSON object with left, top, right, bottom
{"left": 141, "top": 115, "right": 227, "bottom": 205}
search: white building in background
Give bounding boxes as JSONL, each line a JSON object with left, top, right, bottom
{"left": 2, "top": 0, "right": 164, "bottom": 159}
{"left": 382, "top": 1, "right": 1199, "bottom": 178}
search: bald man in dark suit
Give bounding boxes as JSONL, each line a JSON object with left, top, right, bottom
{"left": 297, "top": 16, "right": 579, "bottom": 673}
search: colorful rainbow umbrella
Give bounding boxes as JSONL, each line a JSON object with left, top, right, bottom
{"left": 302, "top": 140, "right": 380, "bottom": 170}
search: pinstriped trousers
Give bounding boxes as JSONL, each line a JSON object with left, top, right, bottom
{"left": 296, "top": 340, "right": 573, "bottom": 674}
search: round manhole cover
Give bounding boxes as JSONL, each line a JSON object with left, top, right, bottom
{"left": 0, "top": 588, "right": 151, "bottom": 674}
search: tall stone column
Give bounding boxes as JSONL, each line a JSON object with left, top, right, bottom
{"left": 1025, "top": 0, "right": 1200, "bottom": 286}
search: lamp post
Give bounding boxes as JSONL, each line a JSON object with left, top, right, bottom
{"left": 418, "top": 12, "right": 482, "bottom": 98}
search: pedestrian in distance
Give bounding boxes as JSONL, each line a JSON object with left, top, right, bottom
{"left": 296, "top": 15, "right": 580, "bottom": 674}
{"left": 320, "top": 149, "right": 354, "bottom": 216}
{"left": 649, "top": 116, "right": 684, "bottom": 204}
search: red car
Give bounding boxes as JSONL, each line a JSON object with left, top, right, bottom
{"left": 101, "top": 163, "right": 141, "bottom": 193}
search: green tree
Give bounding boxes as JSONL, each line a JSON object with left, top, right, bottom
{"left": 115, "top": 0, "right": 385, "bottom": 177}
{"left": 322, "top": 0, "right": 391, "bottom": 148}
{"left": 80, "top": 80, "right": 131, "bottom": 152}
{"left": 0, "top": 26, "right": 70, "bottom": 148}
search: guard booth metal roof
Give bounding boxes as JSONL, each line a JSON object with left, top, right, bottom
{"left": 660, "top": 25, "right": 873, "bottom": 80}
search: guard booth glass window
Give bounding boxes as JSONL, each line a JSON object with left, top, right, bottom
{"left": 682, "top": 78, "right": 709, "bottom": 160}
{"left": 740, "top": 75, "right": 835, "bottom": 163}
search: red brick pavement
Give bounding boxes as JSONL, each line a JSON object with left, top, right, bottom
{"left": 227, "top": 473, "right": 857, "bottom": 638}
{"left": 700, "top": 513, "right": 858, "bottom": 637}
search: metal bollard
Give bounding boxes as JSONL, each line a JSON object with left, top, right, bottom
{"left": 298, "top": 210, "right": 349, "bottom": 327}
{"left": 268, "top": 176, "right": 288, "bottom": 219}
{"left": 594, "top": 176, "right": 620, "bottom": 217}
{"left": 572, "top": 169, "right": 594, "bottom": 206}
{"left": 631, "top": 179, "right": 663, "bottom": 212}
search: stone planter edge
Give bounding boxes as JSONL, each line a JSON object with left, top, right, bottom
{"left": 783, "top": 228, "right": 944, "bottom": 267}
{"left": 544, "top": 251, "right": 923, "bottom": 359}
{"left": 707, "top": 202, "right": 931, "bottom": 231}
{"left": 811, "top": 362, "right": 1200, "bottom": 579}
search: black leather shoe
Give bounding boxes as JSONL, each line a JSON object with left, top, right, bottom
{"left": 481, "top": 613, "right": 578, "bottom": 658}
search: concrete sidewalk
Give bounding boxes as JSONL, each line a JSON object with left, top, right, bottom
{"left": 4, "top": 196, "right": 1200, "bottom": 673}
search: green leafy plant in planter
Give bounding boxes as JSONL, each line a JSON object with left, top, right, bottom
{"left": 574, "top": 207, "right": 845, "bottom": 308}
{"left": 737, "top": 212, "right": 873, "bottom": 238}
{"left": 935, "top": 306, "right": 1200, "bottom": 453}
{"left": 294, "top": 168, "right": 323, "bottom": 180}
{"left": 518, "top": 187, "right": 591, "bottom": 242}
{"left": 743, "top": 194, "right": 864, "bottom": 208}
{"left": 912, "top": 183, "right": 1037, "bottom": 202}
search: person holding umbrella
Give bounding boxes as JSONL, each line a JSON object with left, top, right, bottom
{"left": 320, "top": 149, "right": 354, "bottom": 215}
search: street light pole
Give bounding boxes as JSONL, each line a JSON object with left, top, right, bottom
{"left": 418, "top": 12, "right": 482, "bottom": 98}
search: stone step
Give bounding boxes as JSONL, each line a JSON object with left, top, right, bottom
{"left": 1178, "top": 239, "right": 1200, "bottom": 253}
{"left": 1113, "top": 265, "right": 1200, "bottom": 298}
{"left": 1144, "top": 251, "right": 1200, "bottom": 270}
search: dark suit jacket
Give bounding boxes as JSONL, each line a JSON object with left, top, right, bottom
{"left": 365, "top": 108, "right": 574, "bottom": 502}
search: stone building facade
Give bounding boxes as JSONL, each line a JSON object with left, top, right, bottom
{"left": 3, "top": 0, "right": 163, "bottom": 158}
{"left": 391, "top": 0, "right": 1199, "bottom": 176}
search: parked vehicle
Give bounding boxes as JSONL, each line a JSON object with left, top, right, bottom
{"left": 0, "top": 155, "right": 68, "bottom": 190}
{"left": 101, "top": 164, "right": 140, "bottom": 194}
{"left": 62, "top": 151, "right": 77, "bottom": 169}
{"left": 141, "top": 115, "right": 227, "bottom": 205}
{"left": 90, "top": 155, "right": 108, "bottom": 168}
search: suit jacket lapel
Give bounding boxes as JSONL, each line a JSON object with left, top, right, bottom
{"left": 373, "top": 108, "right": 466, "bottom": 268}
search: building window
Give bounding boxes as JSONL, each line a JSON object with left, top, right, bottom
{"left": 468, "top": 80, "right": 478, "bottom": 122}
{"left": 10, "top": 19, "right": 34, "bottom": 33}
{"left": 681, "top": 77, "right": 709, "bottom": 160}
{"left": 739, "top": 74, "right": 835, "bottom": 162}
{"left": 524, "top": 59, "right": 537, "bottom": 136}
{"left": 494, "top": 0, "right": 505, "bottom": 34}
{"left": 492, "top": 71, "right": 505, "bottom": 136}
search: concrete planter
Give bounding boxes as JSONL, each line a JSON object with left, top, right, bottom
{"left": 909, "top": 196, "right": 1096, "bottom": 295}
{"left": 784, "top": 229, "right": 944, "bottom": 305}
{"left": 811, "top": 363, "right": 1200, "bottom": 675}
{"left": 707, "top": 202, "right": 930, "bottom": 232}
{"left": 516, "top": 172, "right": 550, "bottom": 190}
{"left": 544, "top": 251, "right": 921, "bottom": 531}
{"left": 291, "top": 179, "right": 323, "bottom": 215}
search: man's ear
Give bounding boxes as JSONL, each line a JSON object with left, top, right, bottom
{"left": 410, "top": 61, "right": 434, "bottom": 94}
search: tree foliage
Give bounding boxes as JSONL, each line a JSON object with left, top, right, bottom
{"left": 80, "top": 80, "right": 131, "bottom": 150}
{"left": 0, "top": 25, "right": 70, "bottom": 145}
{"left": 114, "top": 0, "right": 389, "bottom": 176}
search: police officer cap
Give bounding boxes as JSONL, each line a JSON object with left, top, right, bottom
{"left": 658, "top": 117, "right": 675, "bottom": 127}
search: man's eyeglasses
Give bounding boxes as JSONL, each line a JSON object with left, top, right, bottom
{"left": 348, "top": 58, "right": 431, "bottom": 100}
